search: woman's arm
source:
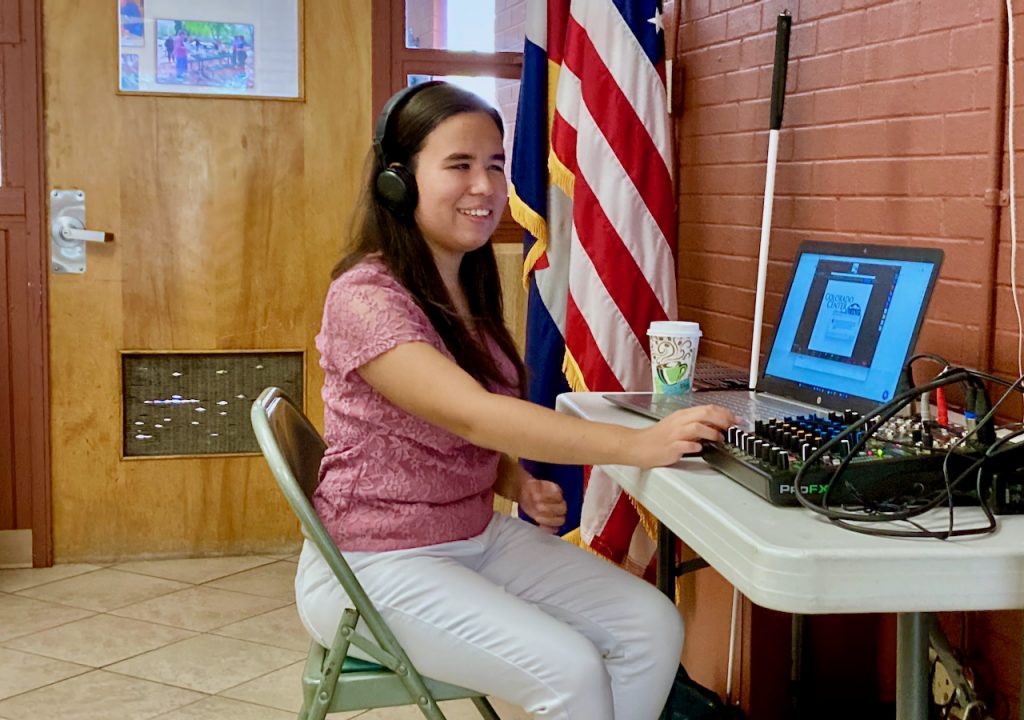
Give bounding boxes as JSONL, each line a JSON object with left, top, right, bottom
{"left": 357, "top": 341, "right": 738, "bottom": 469}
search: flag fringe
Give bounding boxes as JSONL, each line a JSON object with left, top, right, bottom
{"left": 629, "top": 497, "right": 660, "bottom": 544}
{"left": 509, "top": 184, "right": 548, "bottom": 247}
{"left": 522, "top": 241, "right": 549, "bottom": 288}
{"left": 562, "top": 349, "right": 589, "bottom": 392}
{"left": 548, "top": 151, "right": 576, "bottom": 199}
{"left": 509, "top": 186, "right": 550, "bottom": 288}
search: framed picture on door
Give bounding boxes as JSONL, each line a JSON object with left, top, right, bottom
{"left": 116, "top": 0, "right": 303, "bottom": 100}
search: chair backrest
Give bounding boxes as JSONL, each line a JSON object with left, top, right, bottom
{"left": 256, "top": 386, "right": 327, "bottom": 503}
{"left": 250, "top": 387, "right": 404, "bottom": 659}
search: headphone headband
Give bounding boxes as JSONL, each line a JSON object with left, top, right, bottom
{"left": 372, "top": 80, "right": 445, "bottom": 167}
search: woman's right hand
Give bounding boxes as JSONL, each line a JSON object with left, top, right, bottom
{"left": 629, "top": 404, "right": 739, "bottom": 469}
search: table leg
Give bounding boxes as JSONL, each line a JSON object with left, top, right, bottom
{"left": 896, "top": 612, "right": 930, "bottom": 720}
{"left": 657, "top": 521, "right": 675, "bottom": 720}
{"left": 657, "top": 521, "right": 675, "bottom": 601}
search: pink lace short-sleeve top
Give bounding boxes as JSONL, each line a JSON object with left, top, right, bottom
{"left": 314, "top": 257, "right": 518, "bottom": 552}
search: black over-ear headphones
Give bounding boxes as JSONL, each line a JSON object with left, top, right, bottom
{"left": 372, "top": 80, "right": 445, "bottom": 215}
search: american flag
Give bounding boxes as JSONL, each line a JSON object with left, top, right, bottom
{"left": 510, "top": 0, "right": 677, "bottom": 572}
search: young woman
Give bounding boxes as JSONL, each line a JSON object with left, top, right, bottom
{"left": 296, "top": 81, "right": 738, "bottom": 719}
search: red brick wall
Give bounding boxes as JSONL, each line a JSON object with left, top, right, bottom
{"left": 677, "top": 0, "right": 996, "bottom": 371}
{"left": 675, "top": 0, "right": 1019, "bottom": 714}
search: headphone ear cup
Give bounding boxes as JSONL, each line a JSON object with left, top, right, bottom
{"left": 376, "top": 164, "right": 418, "bottom": 215}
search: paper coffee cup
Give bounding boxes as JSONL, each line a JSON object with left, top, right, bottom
{"left": 648, "top": 321, "right": 702, "bottom": 395}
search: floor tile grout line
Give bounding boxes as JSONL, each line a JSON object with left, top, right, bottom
{"left": 3, "top": 614, "right": 307, "bottom": 667}
{"left": 0, "top": 566, "right": 109, "bottom": 594}
{"left": 0, "top": 564, "right": 108, "bottom": 593}
{"left": 145, "top": 694, "right": 211, "bottom": 720}
{"left": 101, "top": 646, "right": 304, "bottom": 698}
{"left": 0, "top": 650, "right": 92, "bottom": 703}
{"left": 0, "top": 642, "right": 95, "bottom": 668}
{"left": 100, "top": 595, "right": 297, "bottom": 635}
{"left": 0, "top": 609, "right": 100, "bottom": 644}
{"left": 144, "top": 693, "right": 304, "bottom": 720}
{"left": 95, "top": 666, "right": 221, "bottom": 697}
{"left": 106, "top": 555, "right": 281, "bottom": 584}
{"left": 213, "top": 654, "right": 308, "bottom": 704}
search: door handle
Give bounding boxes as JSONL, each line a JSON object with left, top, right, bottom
{"left": 56, "top": 216, "right": 112, "bottom": 244}
{"left": 50, "top": 189, "right": 113, "bottom": 274}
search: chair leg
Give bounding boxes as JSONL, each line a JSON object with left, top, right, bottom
{"left": 306, "top": 610, "right": 359, "bottom": 720}
{"left": 411, "top": 694, "right": 449, "bottom": 720}
{"left": 304, "top": 693, "right": 328, "bottom": 720}
{"left": 471, "top": 696, "right": 502, "bottom": 720}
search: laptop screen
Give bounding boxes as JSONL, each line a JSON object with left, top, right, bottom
{"left": 760, "top": 242, "right": 944, "bottom": 411}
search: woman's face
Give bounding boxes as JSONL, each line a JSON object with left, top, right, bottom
{"left": 411, "top": 111, "right": 507, "bottom": 265}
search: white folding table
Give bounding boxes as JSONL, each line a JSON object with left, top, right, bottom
{"left": 557, "top": 392, "right": 1024, "bottom": 720}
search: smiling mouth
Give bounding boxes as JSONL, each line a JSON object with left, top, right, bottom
{"left": 458, "top": 209, "right": 492, "bottom": 218}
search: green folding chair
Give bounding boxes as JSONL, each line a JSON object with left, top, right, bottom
{"left": 251, "top": 386, "right": 501, "bottom": 720}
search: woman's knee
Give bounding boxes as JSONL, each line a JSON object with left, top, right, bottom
{"left": 634, "top": 584, "right": 685, "bottom": 661}
{"left": 534, "top": 639, "right": 614, "bottom": 718}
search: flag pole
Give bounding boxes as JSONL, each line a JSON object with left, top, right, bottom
{"left": 748, "top": 11, "right": 792, "bottom": 389}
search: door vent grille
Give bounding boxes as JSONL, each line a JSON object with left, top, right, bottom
{"left": 122, "top": 351, "right": 304, "bottom": 457}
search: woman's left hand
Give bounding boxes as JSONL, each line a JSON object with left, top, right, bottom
{"left": 518, "top": 476, "right": 567, "bottom": 533}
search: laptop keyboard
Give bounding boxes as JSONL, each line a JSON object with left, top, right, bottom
{"left": 645, "top": 391, "right": 820, "bottom": 423}
{"left": 706, "top": 392, "right": 811, "bottom": 419}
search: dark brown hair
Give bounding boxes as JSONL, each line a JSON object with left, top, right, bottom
{"left": 332, "top": 82, "right": 526, "bottom": 396}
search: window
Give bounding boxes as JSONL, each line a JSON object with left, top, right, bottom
{"left": 372, "top": 0, "right": 526, "bottom": 242}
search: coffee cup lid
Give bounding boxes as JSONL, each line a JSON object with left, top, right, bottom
{"left": 648, "top": 321, "right": 702, "bottom": 338}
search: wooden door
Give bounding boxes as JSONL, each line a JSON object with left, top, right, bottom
{"left": 1, "top": 0, "right": 49, "bottom": 567}
{"left": 43, "top": 1, "right": 374, "bottom": 561}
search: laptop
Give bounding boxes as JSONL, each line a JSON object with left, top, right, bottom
{"left": 604, "top": 241, "right": 945, "bottom": 424}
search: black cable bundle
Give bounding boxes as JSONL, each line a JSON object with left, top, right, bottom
{"left": 793, "top": 355, "right": 1024, "bottom": 540}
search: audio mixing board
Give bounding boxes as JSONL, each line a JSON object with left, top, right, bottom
{"left": 701, "top": 411, "right": 984, "bottom": 506}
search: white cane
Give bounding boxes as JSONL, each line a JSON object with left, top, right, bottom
{"left": 748, "top": 11, "right": 792, "bottom": 389}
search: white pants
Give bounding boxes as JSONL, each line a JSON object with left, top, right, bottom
{"left": 295, "top": 513, "right": 684, "bottom": 720}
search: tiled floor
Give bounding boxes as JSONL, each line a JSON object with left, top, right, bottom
{"left": 0, "top": 555, "right": 529, "bottom": 720}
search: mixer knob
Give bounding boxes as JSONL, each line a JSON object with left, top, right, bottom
{"left": 754, "top": 420, "right": 765, "bottom": 436}
{"left": 779, "top": 453, "right": 790, "bottom": 470}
